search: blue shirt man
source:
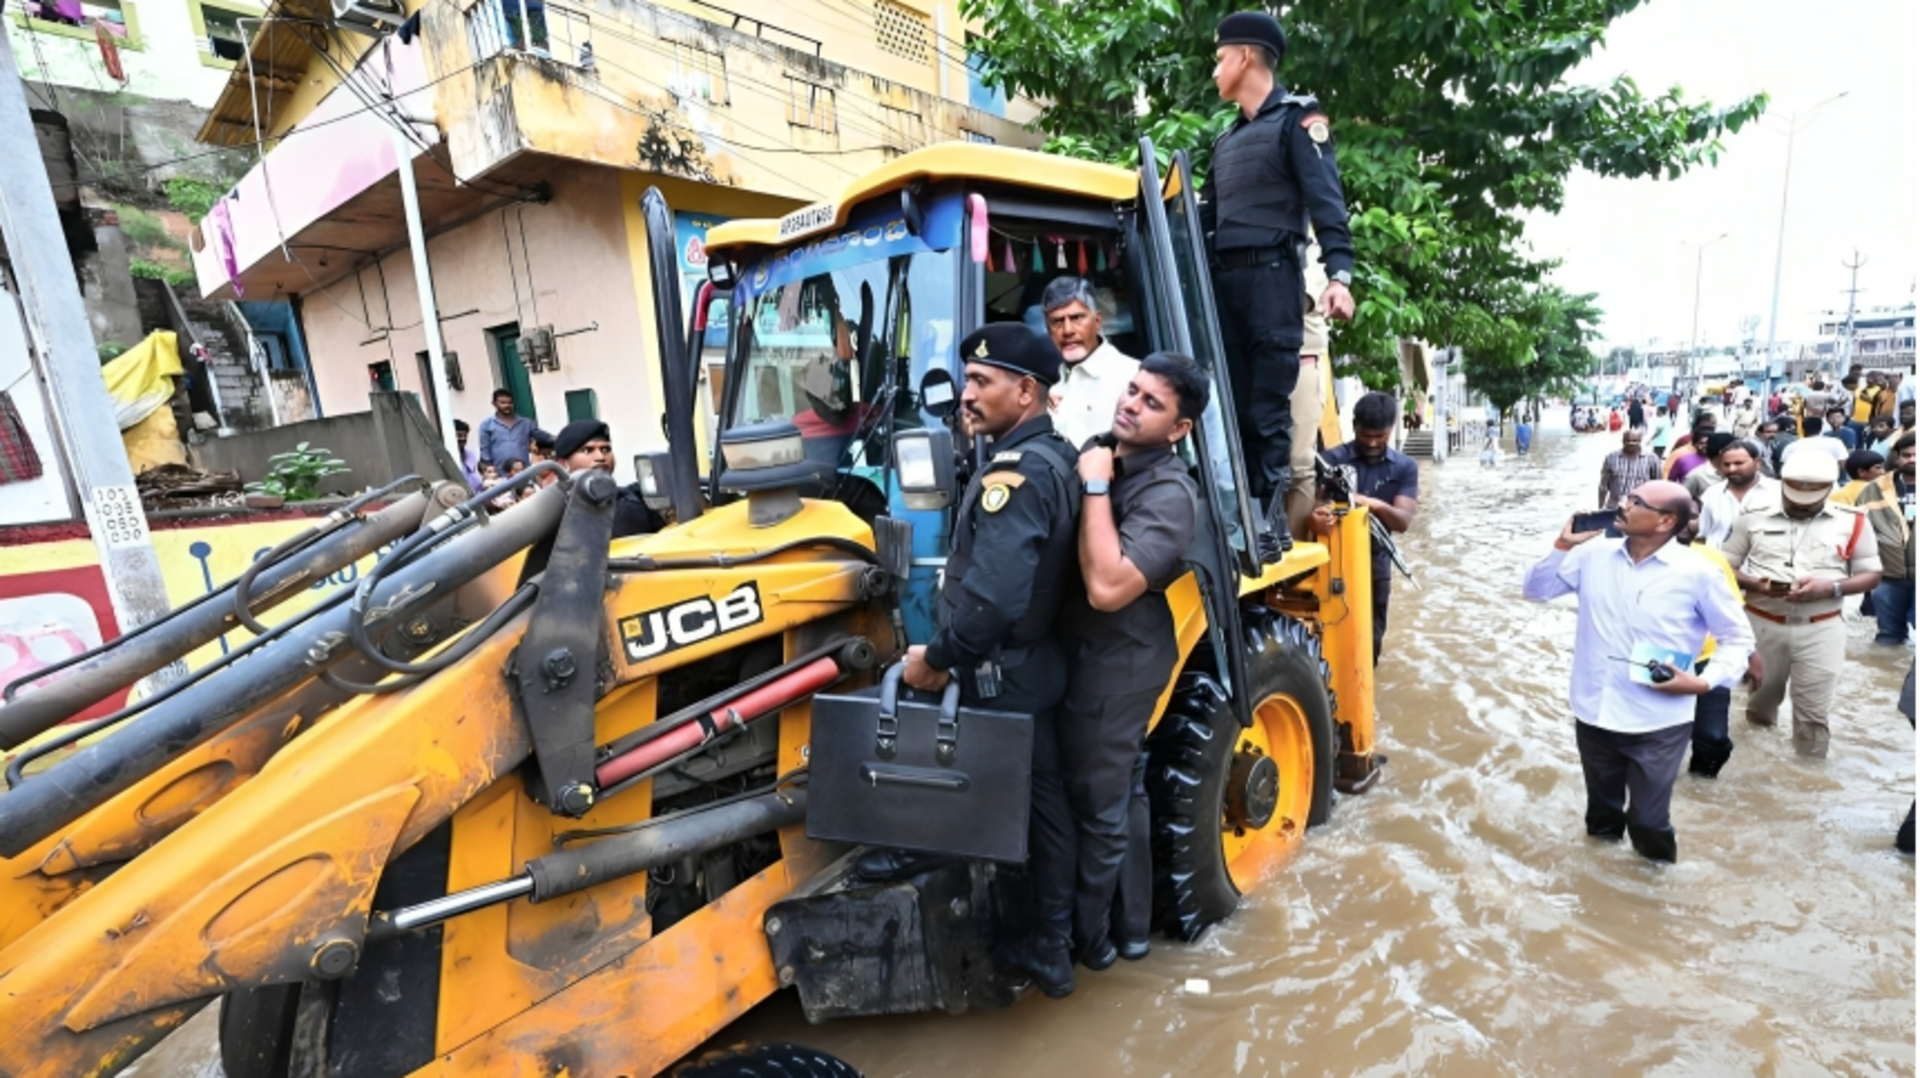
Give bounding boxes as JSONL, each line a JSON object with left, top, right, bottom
{"left": 477, "top": 389, "right": 540, "bottom": 469}
{"left": 1314, "top": 391, "right": 1419, "bottom": 664}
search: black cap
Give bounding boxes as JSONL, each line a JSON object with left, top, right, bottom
{"left": 959, "top": 324, "right": 1062, "bottom": 386}
{"left": 1216, "top": 11, "right": 1285, "bottom": 62}
{"left": 554, "top": 419, "right": 611, "bottom": 459}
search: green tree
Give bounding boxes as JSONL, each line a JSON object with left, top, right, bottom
{"left": 1463, "top": 286, "right": 1603, "bottom": 415}
{"left": 962, "top": 0, "right": 1764, "bottom": 388}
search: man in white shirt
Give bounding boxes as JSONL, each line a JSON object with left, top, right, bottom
{"left": 1697, "top": 437, "right": 1779, "bottom": 547}
{"left": 1523, "top": 479, "right": 1755, "bottom": 862}
{"left": 1043, "top": 277, "right": 1139, "bottom": 449}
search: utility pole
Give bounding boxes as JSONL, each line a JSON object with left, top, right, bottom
{"left": 1837, "top": 249, "right": 1866, "bottom": 379}
{"left": 1686, "top": 233, "right": 1729, "bottom": 400}
{"left": 1762, "top": 92, "right": 1849, "bottom": 385}
{"left": 0, "top": 32, "right": 176, "bottom": 642}
{"left": 389, "top": 121, "right": 459, "bottom": 459}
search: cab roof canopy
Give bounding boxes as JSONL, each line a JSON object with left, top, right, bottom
{"left": 703, "top": 144, "right": 1137, "bottom": 255}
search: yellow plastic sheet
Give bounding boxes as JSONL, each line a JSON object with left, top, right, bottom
{"left": 99, "top": 331, "right": 183, "bottom": 432}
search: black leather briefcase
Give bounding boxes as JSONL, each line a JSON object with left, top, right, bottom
{"left": 807, "top": 663, "right": 1032, "bottom": 861}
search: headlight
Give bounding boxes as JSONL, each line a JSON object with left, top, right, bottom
{"left": 892, "top": 427, "right": 955, "bottom": 511}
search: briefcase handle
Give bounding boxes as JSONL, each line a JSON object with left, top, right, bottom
{"left": 876, "top": 662, "right": 962, "bottom": 763}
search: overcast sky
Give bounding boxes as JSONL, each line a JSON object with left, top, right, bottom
{"left": 1520, "top": 0, "right": 1917, "bottom": 353}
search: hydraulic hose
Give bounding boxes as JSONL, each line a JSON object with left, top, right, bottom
{"left": 0, "top": 486, "right": 441, "bottom": 751}
{"left": 366, "top": 786, "right": 806, "bottom": 940}
{"left": 0, "top": 481, "right": 568, "bottom": 859}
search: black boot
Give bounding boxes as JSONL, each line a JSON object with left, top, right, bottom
{"left": 1078, "top": 936, "right": 1118, "bottom": 972}
{"left": 851, "top": 847, "right": 956, "bottom": 883}
{"left": 1627, "top": 823, "right": 1678, "bottom": 864}
{"left": 992, "top": 935, "right": 1075, "bottom": 999}
{"left": 1256, "top": 481, "right": 1294, "bottom": 564}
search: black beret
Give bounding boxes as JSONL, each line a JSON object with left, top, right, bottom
{"left": 554, "top": 419, "right": 611, "bottom": 459}
{"left": 1216, "top": 11, "right": 1285, "bottom": 61}
{"left": 1702, "top": 432, "right": 1737, "bottom": 458}
{"left": 959, "top": 323, "right": 1062, "bottom": 386}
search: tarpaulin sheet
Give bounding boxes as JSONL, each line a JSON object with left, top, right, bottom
{"left": 99, "top": 331, "right": 184, "bottom": 432}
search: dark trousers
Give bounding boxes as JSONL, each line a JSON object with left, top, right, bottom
{"left": 1689, "top": 685, "right": 1733, "bottom": 777}
{"left": 1574, "top": 720, "right": 1691, "bottom": 862}
{"left": 1372, "top": 573, "right": 1392, "bottom": 667}
{"left": 1054, "top": 687, "right": 1161, "bottom": 954}
{"left": 1110, "top": 754, "right": 1152, "bottom": 945}
{"left": 1214, "top": 260, "right": 1305, "bottom": 500}
{"left": 1026, "top": 704, "right": 1076, "bottom": 950}
{"left": 1872, "top": 578, "right": 1914, "bottom": 645}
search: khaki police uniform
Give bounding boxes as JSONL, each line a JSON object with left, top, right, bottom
{"left": 1721, "top": 502, "right": 1881, "bottom": 755}
{"left": 1285, "top": 238, "right": 1329, "bottom": 539}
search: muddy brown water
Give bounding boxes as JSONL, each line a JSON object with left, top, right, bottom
{"left": 130, "top": 424, "right": 1915, "bottom": 1077}
{"left": 711, "top": 426, "right": 1916, "bottom": 1078}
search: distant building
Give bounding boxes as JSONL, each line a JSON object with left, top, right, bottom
{"left": 6, "top": 0, "right": 255, "bottom": 108}
{"left": 1791, "top": 303, "right": 1916, "bottom": 381}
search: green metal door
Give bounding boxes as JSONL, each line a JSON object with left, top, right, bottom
{"left": 488, "top": 323, "right": 535, "bottom": 421}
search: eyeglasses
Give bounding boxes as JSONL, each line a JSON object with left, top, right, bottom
{"left": 1627, "top": 494, "right": 1676, "bottom": 515}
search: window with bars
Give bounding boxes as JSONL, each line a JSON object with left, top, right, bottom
{"left": 786, "top": 78, "right": 836, "bottom": 134}
{"left": 962, "top": 129, "right": 995, "bottom": 144}
{"left": 873, "top": 0, "right": 929, "bottom": 63}
{"left": 671, "top": 40, "right": 728, "bottom": 104}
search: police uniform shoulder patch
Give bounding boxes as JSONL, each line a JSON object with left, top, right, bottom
{"left": 981, "top": 472, "right": 1026, "bottom": 513}
{"left": 1301, "top": 113, "right": 1331, "bottom": 144}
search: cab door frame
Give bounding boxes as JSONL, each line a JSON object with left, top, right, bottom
{"left": 1133, "top": 138, "right": 1260, "bottom": 724}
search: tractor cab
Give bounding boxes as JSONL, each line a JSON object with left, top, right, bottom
{"left": 692, "top": 143, "right": 1337, "bottom": 698}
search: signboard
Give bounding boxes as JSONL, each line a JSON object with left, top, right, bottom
{"left": 674, "top": 211, "right": 731, "bottom": 350}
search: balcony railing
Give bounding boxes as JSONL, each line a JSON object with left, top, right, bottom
{"left": 468, "top": 0, "right": 592, "bottom": 68}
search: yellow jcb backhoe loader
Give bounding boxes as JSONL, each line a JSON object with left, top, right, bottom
{"left": 0, "top": 140, "right": 1382, "bottom": 1078}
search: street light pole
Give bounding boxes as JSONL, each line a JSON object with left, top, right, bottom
{"left": 1688, "top": 233, "right": 1729, "bottom": 393}
{"left": 1762, "top": 91, "right": 1849, "bottom": 385}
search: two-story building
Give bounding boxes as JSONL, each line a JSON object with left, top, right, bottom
{"left": 189, "top": 0, "right": 1038, "bottom": 478}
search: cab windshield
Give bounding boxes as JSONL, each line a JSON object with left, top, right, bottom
{"left": 727, "top": 199, "right": 960, "bottom": 479}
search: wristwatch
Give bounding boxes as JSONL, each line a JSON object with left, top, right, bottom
{"left": 1083, "top": 478, "right": 1110, "bottom": 497}
{"left": 1330, "top": 270, "right": 1353, "bottom": 286}
{"left": 1832, "top": 581, "right": 1844, "bottom": 599}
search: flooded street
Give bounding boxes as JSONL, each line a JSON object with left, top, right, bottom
{"left": 719, "top": 423, "right": 1917, "bottom": 1077}
{"left": 119, "top": 423, "right": 1916, "bottom": 1078}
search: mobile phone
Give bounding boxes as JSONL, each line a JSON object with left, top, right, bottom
{"left": 1571, "top": 510, "right": 1617, "bottom": 535}
{"left": 1766, "top": 579, "right": 1792, "bottom": 594}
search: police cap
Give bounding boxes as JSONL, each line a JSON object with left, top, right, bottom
{"left": 1215, "top": 11, "right": 1285, "bottom": 63}
{"left": 959, "top": 323, "right": 1061, "bottom": 386}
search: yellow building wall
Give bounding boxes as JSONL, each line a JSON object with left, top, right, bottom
{"left": 422, "top": 0, "right": 1035, "bottom": 202}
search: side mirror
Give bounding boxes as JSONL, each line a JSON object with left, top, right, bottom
{"left": 633, "top": 452, "right": 674, "bottom": 512}
{"left": 900, "top": 183, "right": 927, "bottom": 238}
{"left": 918, "top": 366, "right": 958, "bottom": 420}
{"left": 894, "top": 427, "right": 956, "bottom": 511}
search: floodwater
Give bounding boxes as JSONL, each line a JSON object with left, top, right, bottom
{"left": 127, "top": 421, "right": 1916, "bottom": 1077}
{"left": 713, "top": 422, "right": 1918, "bottom": 1077}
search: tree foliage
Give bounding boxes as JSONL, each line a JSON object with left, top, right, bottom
{"left": 1462, "top": 286, "right": 1603, "bottom": 415}
{"left": 961, "top": 0, "right": 1765, "bottom": 392}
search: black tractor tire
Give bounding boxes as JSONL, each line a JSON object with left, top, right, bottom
{"left": 1147, "top": 608, "right": 1336, "bottom": 942}
{"left": 219, "top": 984, "right": 302, "bottom": 1078}
{"left": 674, "top": 1042, "right": 865, "bottom": 1078}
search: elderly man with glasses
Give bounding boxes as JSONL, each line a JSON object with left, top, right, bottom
{"left": 1042, "top": 277, "right": 1139, "bottom": 450}
{"left": 1524, "top": 480, "right": 1755, "bottom": 863}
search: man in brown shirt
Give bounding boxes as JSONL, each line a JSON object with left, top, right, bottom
{"left": 1058, "top": 352, "right": 1206, "bottom": 972}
